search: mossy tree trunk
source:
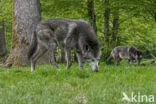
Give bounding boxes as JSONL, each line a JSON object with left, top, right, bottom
{"left": 4, "top": 0, "right": 49, "bottom": 67}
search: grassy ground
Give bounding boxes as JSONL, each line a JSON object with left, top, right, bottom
{"left": 0, "top": 62, "right": 156, "bottom": 104}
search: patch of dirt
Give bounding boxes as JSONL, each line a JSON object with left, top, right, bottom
{"left": 75, "top": 94, "right": 88, "bottom": 104}
{"left": 63, "top": 83, "right": 74, "bottom": 90}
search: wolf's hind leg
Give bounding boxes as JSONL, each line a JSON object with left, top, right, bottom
{"left": 31, "top": 45, "right": 47, "bottom": 72}
{"left": 30, "top": 59, "right": 35, "bottom": 72}
{"left": 76, "top": 52, "right": 83, "bottom": 70}
{"left": 48, "top": 41, "right": 60, "bottom": 70}
{"left": 64, "top": 48, "right": 72, "bottom": 69}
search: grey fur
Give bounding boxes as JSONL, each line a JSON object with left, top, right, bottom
{"left": 28, "top": 18, "right": 101, "bottom": 72}
{"left": 107, "top": 46, "right": 142, "bottom": 66}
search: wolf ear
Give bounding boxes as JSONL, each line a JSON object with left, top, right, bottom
{"left": 83, "top": 44, "right": 90, "bottom": 52}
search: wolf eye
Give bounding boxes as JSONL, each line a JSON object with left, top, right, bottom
{"left": 86, "top": 45, "right": 89, "bottom": 51}
{"left": 91, "top": 59, "right": 94, "bottom": 62}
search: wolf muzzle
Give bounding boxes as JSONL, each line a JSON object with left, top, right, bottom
{"left": 89, "top": 60, "right": 99, "bottom": 72}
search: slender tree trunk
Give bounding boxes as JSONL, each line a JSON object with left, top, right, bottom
{"left": 87, "top": 0, "right": 97, "bottom": 33}
{"left": 0, "top": 20, "right": 7, "bottom": 58}
{"left": 104, "top": 0, "right": 110, "bottom": 46}
{"left": 112, "top": 10, "right": 119, "bottom": 47}
{"left": 154, "top": 0, "right": 156, "bottom": 22}
{"left": 4, "top": 0, "right": 49, "bottom": 67}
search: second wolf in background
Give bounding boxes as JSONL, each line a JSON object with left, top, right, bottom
{"left": 107, "top": 46, "right": 142, "bottom": 66}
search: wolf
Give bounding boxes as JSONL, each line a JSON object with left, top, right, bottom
{"left": 107, "top": 46, "right": 142, "bottom": 66}
{"left": 28, "top": 18, "right": 101, "bottom": 72}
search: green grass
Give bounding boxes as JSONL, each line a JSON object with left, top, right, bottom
{"left": 0, "top": 62, "right": 156, "bottom": 104}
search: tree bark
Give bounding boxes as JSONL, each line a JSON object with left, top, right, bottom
{"left": 4, "top": 0, "right": 49, "bottom": 67}
{"left": 87, "top": 0, "right": 97, "bottom": 33}
{"left": 0, "top": 20, "right": 7, "bottom": 58}
{"left": 104, "top": 0, "right": 110, "bottom": 46}
{"left": 112, "top": 10, "right": 119, "bottom": 47}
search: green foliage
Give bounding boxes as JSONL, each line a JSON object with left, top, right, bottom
{"left": 0, "top": 63, "right": 156, "bottom": 104}
{"left": 41, "top": 0, "right": 88, "bottom": 20}
{"left": 119, "top": 17, "right": 156, "bottom": 49}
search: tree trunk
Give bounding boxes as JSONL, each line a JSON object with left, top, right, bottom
{"left": 87, "top": 0, "right": 97, "bottom": 33}
{"left": 104, "top": 0, "right": 110, "bottom": 46}
{"left": 4, "top": 0, "right": 49, "bottom": 67}
{"left": 0, "top": 20, "right": 7, "bottom": 58}
{"left": 154, "top": 0, "right": 156, "bottom": 22}
{"left": 112, "top": 10, "right": 119, "bottom": 47}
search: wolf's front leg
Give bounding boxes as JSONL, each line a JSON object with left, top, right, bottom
{"left": 127, "top": 59, "right": 130, "bottom": 66}
{"left": 76, "top": 52, "right": 83, "bottom": 70}
{"left": 130, "top": 59, "right": 135, "bottom": 66}
{"left": 64, "top": 48, "right": 72, "bottom": 69}
{"left": 137, "top": 59, "right": 141, "bottom": 65}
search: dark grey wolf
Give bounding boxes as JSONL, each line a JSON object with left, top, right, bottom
{"left": 107, "top": 46, "right": 142, "bottom": 66}
{"left": 28, "top": 18, "right": 101, "bottom": 72}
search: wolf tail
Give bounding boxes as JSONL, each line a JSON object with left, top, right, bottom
{"left": 27, "top": 31, "right": 37, "bottom": 60}
{"left": 107, "top": 54, "right": 113, "bottom": 63}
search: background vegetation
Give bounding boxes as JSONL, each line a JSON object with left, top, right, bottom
{"left": 0, "top": 0, "right": 156, "bottom": 61}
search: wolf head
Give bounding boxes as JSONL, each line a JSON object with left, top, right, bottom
{"left": 78, "top": 22, "right": 101, "bottom": 72}
{"left": 136, "top": 51, "right": 143, "bottom": 65}
{"left": 129, "top": 46, "right": 143, "bottom": 65}
{"left": 82, "top": 42, "right": 101, "bottom": 72}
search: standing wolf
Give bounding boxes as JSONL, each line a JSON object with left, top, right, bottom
{"left": 107, "top": 46, "right": 142, "bottom": 66}
{"left": 28, "top": 18, "right": 101, "bottom": 72}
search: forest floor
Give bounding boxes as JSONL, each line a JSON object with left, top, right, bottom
{"left": 0, "top": 62, "right": 156, "bottom": 104}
